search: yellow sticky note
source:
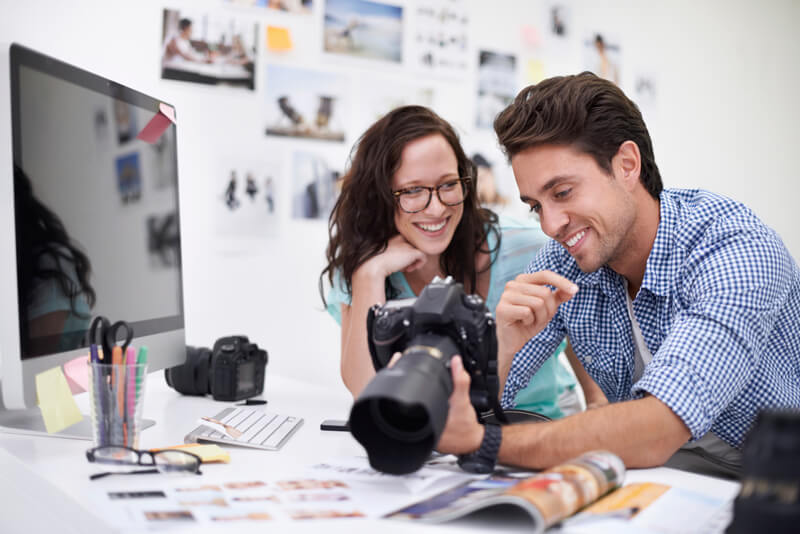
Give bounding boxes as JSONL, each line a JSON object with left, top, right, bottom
{"left": 35, "top": 366, "right": 84, "bottom": 434}
{"left": 526, "top": 59, "right": 545, "bottom": 85}
{"left": 267, "top": 26, "right": 292, "bottom": 51}
{"left": 153, "top": 443, "right": 230, "bottom": 464}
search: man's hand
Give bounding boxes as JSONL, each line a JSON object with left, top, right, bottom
{"left": 436, "top": 356, "right": 484, "bottom": 455}
{"left": 495, "top": 272, "right": 578, "bottom": 381}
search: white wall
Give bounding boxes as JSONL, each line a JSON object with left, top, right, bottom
{"left": 1, "top": 0, "right": 798, "bottom": 391}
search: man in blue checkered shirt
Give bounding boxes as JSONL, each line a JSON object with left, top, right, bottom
{"left": 436, "top": 72, "right": 799, "bottom": 478}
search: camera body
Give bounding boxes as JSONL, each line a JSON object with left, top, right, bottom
{"left": 366, "top": 277, "right": 501, "bottom": 413}
{"left": 350, "top": 276, "right": 505, "bottom": 475}
{"left": 165, "top": 335, "right": 268, "bottom": 402}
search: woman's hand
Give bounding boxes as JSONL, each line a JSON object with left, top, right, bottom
{"left": 354, "top": 234, "right": 427, "bottom": 283}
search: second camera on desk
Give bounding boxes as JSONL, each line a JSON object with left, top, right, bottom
{"left": 165, "top": 336, "right": 268, "bottom": 402}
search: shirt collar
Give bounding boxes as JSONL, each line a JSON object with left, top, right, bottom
{"left": 640, "top": 190, "right": 680, "bottom": 297}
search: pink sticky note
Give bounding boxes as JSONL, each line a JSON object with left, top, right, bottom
{"left": 136, "top": 102, "right": 176, "bottom": 143}
{"left": 62, "top": 356, "right": 90, "bottom": 394}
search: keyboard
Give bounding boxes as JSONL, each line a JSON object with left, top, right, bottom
{"left": 184, "top": 407, "right": 303, "bottom": 451}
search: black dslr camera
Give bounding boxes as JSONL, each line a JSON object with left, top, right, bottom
{"left": 349, "top": 277, "right": 506, "bottom": 475}
{"left": 165, "top": 336, "right": 268, "bottom": 402}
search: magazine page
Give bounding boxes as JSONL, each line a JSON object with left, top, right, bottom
{"left": 387, "top": 450, "right": 625, "bottom": 530}
{"left": 560, "top": 482, "right": 733, "bottom": 534}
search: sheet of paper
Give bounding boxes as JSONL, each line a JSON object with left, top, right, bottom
{"left": 62, "top": 355, "right": 89, "bottom": 394}
{"left": 267, "top": 26, "right": 292, "bottom": 51}
{"left": 35, "top": 366, "right": 83, "bottom": 433}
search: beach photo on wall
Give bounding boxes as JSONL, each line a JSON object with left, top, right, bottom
{"left": 323, "top": 0, "right": 403, "bottom": 63}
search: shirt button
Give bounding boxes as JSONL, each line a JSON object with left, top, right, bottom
{"left": 585, "top": 355, "right": 593, "bottom": 364}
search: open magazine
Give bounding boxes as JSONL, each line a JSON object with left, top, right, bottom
{"left": 386, "top": 450, "right": 625, "bottom": 532}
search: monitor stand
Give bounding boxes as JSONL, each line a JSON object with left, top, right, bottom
{"left": 0, "top": 383, "right": 155, "bottom": 440}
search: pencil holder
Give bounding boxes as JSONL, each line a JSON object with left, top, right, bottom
{"left": 88, "top": 362, "right": 148, "bottom": 448}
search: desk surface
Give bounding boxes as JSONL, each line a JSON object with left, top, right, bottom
{"left": 0, "top": 372, "right": 740, "bottom": 533}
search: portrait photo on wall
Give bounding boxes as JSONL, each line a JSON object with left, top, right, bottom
{"left": 323, "top": 0, "right": 403, "bottom": 63}
{"left": 146, "top": 212, "right": 181, "bottom": 268}
{"left": 291, "top": 151, "right": 342, "bottom": 220}
{"left": 584, "top": 32, "right": 621, "bottom": 86}
{"left": 115, "top": 152, "right": 142, "bottom": 204}
{"left": 476, "top": 50, "right": 517, "bottom": 129}
{"left": 411, "top": 0, "right": 469, "bottom": 77}
{"left": 225, "top": 0, "right": 313, "bottom": 15}
{"left": 161, "top": 9, "right": 257, "bottom": 90}
{"left": 114, "top": 100, "right": 137, "bottom": 145}
{"left": 215, "top": 161, "right": 281, "bottom": 239}
{"left": 264, "top": 64, "right": 348, "bottom": 142}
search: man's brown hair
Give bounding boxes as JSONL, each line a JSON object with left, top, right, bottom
{"left": 494, "top": 72, "right": 662, "bottom": 199}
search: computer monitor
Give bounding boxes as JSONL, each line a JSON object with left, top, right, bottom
{"left": 0, "top": 43, "right": 186, "bottom": 439}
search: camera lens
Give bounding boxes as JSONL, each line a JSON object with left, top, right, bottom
{"left": 373, "top": 398, "right": 429, "bottom": 442}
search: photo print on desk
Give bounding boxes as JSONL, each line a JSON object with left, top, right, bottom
{"left": 476, "top": 49, "right": 518, "bottom": 129}
{"left": 264, "top": 64, "right": 348, "bottom": 143}
{"left": 225, "top": 0, "right": 313, "bottom": 15}
{"left": 214, "top": 157, "right": 282, "bottom": 241}
{"left": 411, "top": 0, "right": 469, "bottom": 77}
{"left": 291, "top": 150, "right": 342, "bottom": 221}
{"left": 323, "top": 0, "right": 403, "bottom": 63}
{"left": 160, "top": 8, "right": 257, "bottom": 90}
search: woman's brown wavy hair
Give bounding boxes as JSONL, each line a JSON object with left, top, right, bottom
{"left": 320, "top": 105, "right": 499, "bottom": 304}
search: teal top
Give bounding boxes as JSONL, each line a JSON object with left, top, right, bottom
{"left": 326, "top": 215, "right": 577, "bottom": 419}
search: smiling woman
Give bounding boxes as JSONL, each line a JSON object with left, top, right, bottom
{"left": 319, "top": 105, "right": 578, "bottom": 421}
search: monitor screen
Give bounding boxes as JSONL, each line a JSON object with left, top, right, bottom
{"left": 0, "top": 43, "right": 186, "bottom": 419}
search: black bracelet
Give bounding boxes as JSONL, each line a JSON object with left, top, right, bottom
{"left": 457, "top": 423, "right": 502, "bottom": 474}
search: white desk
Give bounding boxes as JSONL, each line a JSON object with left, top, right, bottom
{"left": 0, "top": 372, "right": 741, "bottom": 533}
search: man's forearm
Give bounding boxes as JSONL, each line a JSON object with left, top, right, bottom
{"left": 497, "top": 395, "right": 691, "bottom": 469}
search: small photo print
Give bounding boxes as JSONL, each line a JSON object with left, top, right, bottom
{"left": 143, "top": 510, "right": 195, "bottom": 522}
{"left": 225, "top": 0, "right": 312, "bottom": 15}
{"left": 108, "top": 491, "right": 167, "bottom": 500}
{"left": 291, "top": 151, "right": 343, "bottom": 220}
{"left": 113, "top": 100, "right": 137, "bottom": 145}
{"left": 161, "top": 9, "right": 257, "bottom": 90}
{"left": 146, "top": 212, "right": 181, "bottom": 268}
{"left": 224, "top": 480, "right": 268, "bottom": 490}
{"left": 277, "top": 479, "right": 349, "bottom": 491}
{"left": 265, "top": 65, "right": 348, "bottom": 142}
{"left": 211, "top": 512, "right": 273, "bottom": 521}
{"left": 549, "top": 3, "right": 570, "bottom": 37}
{"left": 324, "top": 0, "right": 403, "bottom": 63}
{"left": 476, "top": 50, "right": 517, "bottom": 129}
{"left": 289, "top": 509, "right": 365, "bottom": 519}
{"left": 115, "top": 152, "right": 142, "bottom": 204}
{"left": 215, "top": 160, "right": 281, "bottom": 239}
{"left": 584, "top": 32, "right": 621, "bottom": 86}
{"left": 412, "top": 0, "right": 469, "bottom": 76}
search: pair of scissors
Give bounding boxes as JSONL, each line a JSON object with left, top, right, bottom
{"left": 88, "top": 316, "right": 134, "bottom": 363}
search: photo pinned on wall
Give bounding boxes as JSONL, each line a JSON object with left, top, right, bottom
{"left": 146, "top": 211, "right": 181, "bottom": 268}
{"left": 115, "top": 152, "right": 142, "bottom": 204}
{"left": 633, "top": 70, "right": 658, "bottom": 120}
{"left": 584, "top": 32, "right": 621, "bottom": 86}
{"left": 291, "top": 151, "right": 342, "bottom": 221}
{"left": 323, "top": 0, "right": 403, "bottom": 63}
{"left": 225, "top": 0, "right": 312, "bottom": 15}
{"left": 114, "top": 100, "right": 137, "bottom": 145}
{"left": 411, "top": 0, "right": 469, "bottom": 77}
{"left": 359, "top": 78, "right": 434, "bottom": 128}
{"left": 549, "top": 3, "right": 570, "bottom": 38}
{"left": 161, "top": 9, "right": 257, "bottom": 90}
{"left": 149, "top": 126, "right": 178, "bottom": 191}
{"left": 476, "top": 50, "right": 517, "bottom": 129}
{"left": 215, "top": 161, "right": 282, "bottom": 239}
{"left": 264, "top": 65, "right": 348, "bottom": 142}
{"left": 94, "top": 106, "right": 110, "bottom": 145}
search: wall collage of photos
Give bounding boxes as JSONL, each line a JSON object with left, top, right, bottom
{"left": 158, "top": 0, "right": 654, "bottom": 242}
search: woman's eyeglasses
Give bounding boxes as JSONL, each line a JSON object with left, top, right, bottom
{"left": 392, "top": 177, "right": 471, "bottom": 214}
{"left": 86, "top": 445, "right": 202, "bottom": 480}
